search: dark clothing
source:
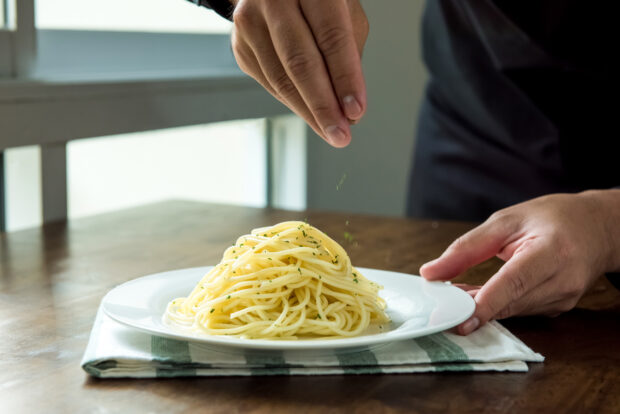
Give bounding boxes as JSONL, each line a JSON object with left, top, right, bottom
{"left": 407, "top": 0, "right": 619, "bottom": 221}
{"left": 187, "top": 0, "right": 234, "bottom": 20}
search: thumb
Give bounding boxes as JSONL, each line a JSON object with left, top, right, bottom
{"left": 420, "top": 215, "right": 518, "bottom": 281}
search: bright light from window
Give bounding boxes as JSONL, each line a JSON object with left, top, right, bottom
{"left": 36, "top": 0, "right": 232, "bottom": 33}
{"left": 5, "top": 146, "right": 43, "bottom": 232}
{"left": 67, "top": 120, "right": 266, "bottom": 220}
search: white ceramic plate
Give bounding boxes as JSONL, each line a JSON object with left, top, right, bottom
{"left": 102, "top": 266, "right": 475, "bottom": 351}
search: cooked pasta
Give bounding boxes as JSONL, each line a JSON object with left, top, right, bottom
{"left": 164, "top": 221, "right": 389, "bottom": 339}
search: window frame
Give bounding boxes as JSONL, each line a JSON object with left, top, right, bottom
{"left": 0, "top": 30, "right": 11, "bottom": 76}
{"left": 0, "top": 0, "right": 297, "bottom": 230}
{"left": 1, "top": 1, "right": 285, "bottom": 130}
{"left": 0, "top": 0, "right": 289, "bottom": 152}
{"left": 0, "top": 0, "right": 15, "bottom": 76}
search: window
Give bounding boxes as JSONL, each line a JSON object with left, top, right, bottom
{"left": 67, "top": 120, "right": 267, "bottom": 219}
{"left": 3, "top": 115, "right": 307, "bottom": 232}
{"left": 4, "top": 146, "right": 42, "bottom": 231}
{"left": 32, "top": 0, "right": 235, "bottom": 80}
{"left": 0, "top": 0, "right": 300, "bottom": 233}
{"left": 36, "top": 0, "right": 232, "bottom": 33}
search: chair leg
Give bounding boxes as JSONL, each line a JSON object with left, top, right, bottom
{"left": 40, "top": 142, "right": 68, "bottom": 224}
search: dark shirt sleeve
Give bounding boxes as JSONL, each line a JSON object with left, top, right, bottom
{"left": 606, "top": 273, "right": 620, "bottom": 290}
{"left": 185, "top": 0, "right": 234, "bottom": 21}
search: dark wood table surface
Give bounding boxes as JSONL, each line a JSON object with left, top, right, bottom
{"left": 1, "top": 201, "right": 619, "bottom": 413}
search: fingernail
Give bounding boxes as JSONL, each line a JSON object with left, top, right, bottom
{"left": 460, "top": 317, "right": 480, "bottom": 335}
{"left": 325, "top": 125, "right": 348, "bottom": 147}
{"left": 343, "top": 95, "right": 362, "bottom": 120}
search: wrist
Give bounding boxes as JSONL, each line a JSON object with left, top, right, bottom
{"left": 580, "top": 189, "right": 620, "bottom": 272}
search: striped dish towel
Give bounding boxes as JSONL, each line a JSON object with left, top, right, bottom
{"left": 81, "top": 306, "right": 543, "bottom": 378}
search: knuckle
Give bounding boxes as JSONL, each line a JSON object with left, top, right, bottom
{"left": 494, "top": 306, "right": 513, "bottom": 320}
{"left": 449, "top": 235, "right": 469, "bottom": 253}
{"left": 446, "top": 234, "right": 474, "bottom": 262}
{"left": 562, "top": 277, "right": 586, "bottom": 299}
{"left": 232, "top": 4, "right": 255, "bottom": 28}
{"left": 271, "top": 72, "right": 297, "bottom": 99}
{"left": 487, "top": 210, "right": 518, "bottom": 234}
{"left": 284, "top": 53, "right": 317, "bottom": 81}
{"left": 316, "top": 26, "right": 351, "bottom": 56}
{"left": 507, "top": 273, "right": 527, "bottom": 299}
{"left": 478, "top": 294, "right": 505, "bottom": 321}
{"left": 330, "top": 71, "right": 356, "bottom": 88}
{"left": 487, "top": 209, "right": 507, "bottom": 223}
{"left": 553, "top": 233, "right": 576, "bottom": 263}
{"left": 308, "top": 102, "right": 336, "bottom": 120}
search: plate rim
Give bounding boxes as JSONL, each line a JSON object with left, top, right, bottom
{"left": 102, "top": 266, "right": 475, "bottom": 350}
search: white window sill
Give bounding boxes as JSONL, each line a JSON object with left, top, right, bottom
{"left": 0, "top": 31, "right": 289, "bottom": 149}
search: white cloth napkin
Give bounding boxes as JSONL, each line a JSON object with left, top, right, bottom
{"left": 82, "top": 306, "right": 544, "bottom": 378}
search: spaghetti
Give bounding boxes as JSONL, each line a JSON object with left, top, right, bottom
{"left": 164, "top": 221, "right": 389, "bottom": 339}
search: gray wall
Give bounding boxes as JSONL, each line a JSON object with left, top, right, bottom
{"left": 306, "top": 0, "right": 427, "bottom": 217}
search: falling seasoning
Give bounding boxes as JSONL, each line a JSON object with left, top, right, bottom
{"left": 343, "top": 231, "right": 354, "bottom": 243}
{"left": 336, "top": 172, "right": 348, "bottom": 191}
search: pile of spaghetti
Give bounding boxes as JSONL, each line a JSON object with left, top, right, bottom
{"left": 164, "top": 221, "right": 389, "bottom": 339}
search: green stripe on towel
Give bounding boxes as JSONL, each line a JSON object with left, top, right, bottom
{"left": 415, "top": 333, "right": 472, "bottom": 370}
{"left": 245, "top": 352, "right": 291, "bottom": 375}
{"left": 151, "top": 336, "right": 197, "bottom": 377}
{"left": 336, "top": 348, "right": 382, "bottom": 374}
{"left": 82, "top": 359, "right": 118, "bottom": 377}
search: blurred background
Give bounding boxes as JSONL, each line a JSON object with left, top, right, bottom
{"left": 0, "top": 0, "right": 426, "bottom": 232}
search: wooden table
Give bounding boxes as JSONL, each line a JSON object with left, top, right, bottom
{"left": 1, "top": 201, "right": 618, "bottom": 413}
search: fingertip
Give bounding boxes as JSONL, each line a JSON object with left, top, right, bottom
{"left": 457, "top": 316, "right": 480, "bottom": 336}
{"left": 419, "top": 264, "right": 435, "bottom": 280}
{"left": 419, "top": 258, "right": 448, "bottom": 280}
{"left": 342, "top": 95, "right": 363, "bottom": 121}
{"left": 325, "top": 125, "right": 351, "bottom": 147}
